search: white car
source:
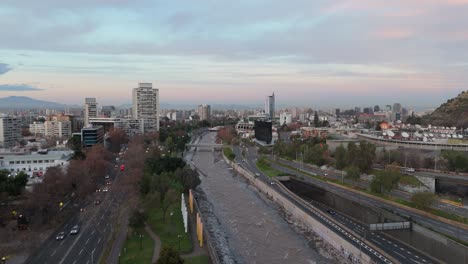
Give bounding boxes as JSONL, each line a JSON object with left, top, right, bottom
{"left": 70, "top": 225, "right": 80, "bottom": 235}
{"left": 102, "top": 187, "right": 109, "bottom": 192}
{"left": 56, "top": 232, "right": 66, "bottom": 240}
{"left": 105, "top": 175, "right": 110, "bottom": 179}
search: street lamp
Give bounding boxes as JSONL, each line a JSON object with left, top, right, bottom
{"left": 177, "top": 235, "right": 183, "bottom": 251}
{"left": 139, "top": 234, "right": 144, "bottom": 250}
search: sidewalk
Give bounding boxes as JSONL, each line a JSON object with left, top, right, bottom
{"left": 144, "top": 224, "right": 162, "bottom": 263}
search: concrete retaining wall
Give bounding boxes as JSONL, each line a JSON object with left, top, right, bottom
{"left": 224, "top": 155, "right": 383, "bottom": 264}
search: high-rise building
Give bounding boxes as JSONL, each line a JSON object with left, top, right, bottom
{"left": 265, "top": 93, "right": 275, "bottom": 120}
{"left": 335, "top": 109, "right": 340, "bottom": 118}
{"left": 84, "top": 98, "right": 98, "bottom": 127}
{"left": 374, "top": 105, "right": 380, "bottom": 112}
{"left": 354, "top": 107, "right": 361, "bottom": 113}
{"left": 101, "top": 106, "right": 116, "bottom": 118}
{"left": 393, "top": 103, "right": 402, "bottom": 113}
{"left": 0, "top": 115, "right": 21, "bottom": 148}
{"left": 386, "top": 105, "right": 392, "bottom": 111}
{"left": 197, "top": 104, "right": 211, "bottom": 121}
{"left": 132, "top": 83, "right": 160, "bottom": 132}
{"left": 81, "top": 126, "right": 104, "bottom": 147}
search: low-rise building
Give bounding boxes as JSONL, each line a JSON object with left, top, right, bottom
{"left": 0, "top": 149, "right": 74, "bottom": 176}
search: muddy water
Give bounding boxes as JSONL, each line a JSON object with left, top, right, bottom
{"left": 190, "top": 132, "right": 336, "bottom": 264}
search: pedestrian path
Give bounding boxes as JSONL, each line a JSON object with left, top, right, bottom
{"left": 144, "top": 224, "right": 161, "bottom": 263}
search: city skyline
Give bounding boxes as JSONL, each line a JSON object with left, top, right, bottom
{"left": 0, "top": 1, "right": 467, "bottom": 107}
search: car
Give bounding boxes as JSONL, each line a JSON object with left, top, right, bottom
{"left": 96, "top": 188, "right": 101, "bottom": 192}
{"left": 270, "top": 182, "right": 275, "bottom": 185}
{"left": 94, "top": 200, "right": 101, "bottom": 205}
{"left": 242, "top": 159, "right": 246, "bottom": 162}
{"left": 255, "top": 173, "right": 260, "bottom": 177}
{"left": 80, "top": 208, "right": 85, "bottom": 212}
{"left": 56, "top": 232, "right": 66, "bottom": 240}
{"left": 327, "top": 209, "right": 336, "bottom": 215}
{"left": 70, "top": 225, "right": 80, "bottom": 235}
{"left": 106, "top": 181, "right": 111, "bottom": 185}
{"left": 114, "top": 165, "right": 118, "bottom": 169}
{"left": 102, "top": 187, "right": 109, "bottom": 192}
{"left": 105, "top": 175, "right": 110, "bottom": 179}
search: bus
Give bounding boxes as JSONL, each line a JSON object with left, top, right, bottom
{"left": 120, "top": 164, "right": 125, "bottom": 172}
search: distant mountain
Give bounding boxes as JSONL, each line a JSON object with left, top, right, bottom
{"left": 0, "top": 96, "right": 66, "bottom": 109}
{"left": 423, "top": 91, "right": 468, "bottom": 128}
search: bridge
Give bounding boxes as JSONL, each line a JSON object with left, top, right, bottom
{"left": 185, "top": 143, "right": 225, "bottom": 151}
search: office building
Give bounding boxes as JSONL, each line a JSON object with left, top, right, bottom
{"left": 84, "top": 98, "right": 98, "bottom": 126}
{"left": 101, "top": 106, "right": 116, "bottom": 118}
{"left": 0, "top": 116, "right": 21, "bottom": 148}
{"left": 393, "top": 103, "right": 402, "bottom": 114}
{"left": 0, "top": 150, "right": 73, "bottom": 176}
{"left": 354, "top": 107, "right": 361, "bottom": 113}
{"left": 81, "top": 126, "right": 104, "bottom": 147}
{"left": 335, "top": 109, "right": 340, "bottom": 118}
{"left": 374, "top": 105, "right": 380, "bottom": 112}
{"left": 265, "top": 93, "right": 275, "bottom": 120}
{"left": 132, "top": 83, "right": 160, "bottom": 132}
{"left": 254, "top": 120, "right": 272, "bottom": 144}
{"left": 385, "top": 105, "right": 392, "bottom": 112}
{"left": 197, "top": 104, "right": 211, "bottom": 121}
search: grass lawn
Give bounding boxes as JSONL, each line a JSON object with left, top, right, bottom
{"left": 256, "top": 158, "right": 286, "bottom": 177}
{"left": 145, "top": 199, "right": 193, "bottom": 254}
{"left": 119, "top": 228, "right": 154, "bottom": 264}
{"left": 223, "top": 147, "right": 235, "bottom": 161}
{"left": 184, "top": 255, "right": 210, "bottom": 264}
{"left": 371, "top": 169, "right": 423, "bottom": 187}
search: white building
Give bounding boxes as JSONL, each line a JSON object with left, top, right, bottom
{"left": 84, "top": 97, "right": 98, "bottom": 127}
{"left": 0, "top": 150, "right": 73, "bottom": 176}
{"left": 45, "top": 120, "right": 72, "bottom": 138}
{"left": 89, "top": 117, "right": 143, "bottom": 136}
{"left": 29, "top": 122, "right": 46, "bottom": 136}
{"left": 279, "top": 112, "right": 292, "bottom": 125}
{"left": 197, "top": 104, "right": 211, "bottom": 121}
{"left": 132, "top": 83, "right": 160, "bottom": 132}
{"left": 0, "top": 115, "right": 21, "bottom": 148}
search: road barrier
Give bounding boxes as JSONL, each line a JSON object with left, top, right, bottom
{"left": 370, "top": 222, "right": 411, "bottom": 231}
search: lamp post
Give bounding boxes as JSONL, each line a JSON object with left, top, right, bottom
{"left": 177, "top": 235, "right": 183, "bottom": 251}
{"left": 139, "top": 234, "right": 143, "bottom": 250}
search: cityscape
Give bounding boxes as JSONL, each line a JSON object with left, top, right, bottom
{"left": 1, "top": 1, "right": 468, "bottom": 264}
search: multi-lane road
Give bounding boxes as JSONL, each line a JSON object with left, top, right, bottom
{"left": 26, "top": 160, "right": 124, "bottom": 264}
{"left": 232, "top": 145, "right": 438, "bottom": 263}
{"left": 265, "top": 156, "right": 468, "bottom": 243}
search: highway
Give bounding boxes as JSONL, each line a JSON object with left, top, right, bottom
{"left": 280, "top": 158, "right": 468, "bottom": 217}
{"left": 262, "top": 154, "right": 468, "bottom": 243}
{"left": 233, "top": 147, "right": 400, "bottom": 263}
{"left": 26, "top": 158, "right": 125, "bottom": 264}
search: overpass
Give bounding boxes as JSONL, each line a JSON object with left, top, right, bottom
{"left": 185, "top": 143, "right": 225, "bottom": 151}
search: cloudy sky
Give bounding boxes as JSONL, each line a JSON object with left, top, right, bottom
{"left": 0, "top": 0, "right": 467, "bottom": 108}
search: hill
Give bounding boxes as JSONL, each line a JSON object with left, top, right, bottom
{"left": 423, "top": 91, "right": 468, "bottom": 128}
{"left": 0, "top": 96, "right": 66, "bottom": 109}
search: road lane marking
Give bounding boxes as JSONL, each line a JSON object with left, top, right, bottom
{"left": 97, "top": 237, "right": 101, "bottom": 244}
{"left": 393, "top": 250, "right": 406, "bottom": 259}
{"left": 51, "top": 249, "right": 57, "bottom": 256}
{"left": 72, "top": 261, "right": 77, "bottom": 264}
{"left": 91, "top": 230, "right": 95, "bottom": 235}
{"left": 79, "top": 248, "right": 84, "bottom": 255}
{"left": 85, "top": 238, "right": 90, "bottom": 245}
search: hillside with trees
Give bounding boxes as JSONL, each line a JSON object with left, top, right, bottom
{"left": 424, "top": 90, "right": 468, "bottom": 128}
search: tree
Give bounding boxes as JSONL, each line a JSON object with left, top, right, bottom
{"left": 345, "top": 166, "right": 361, "bottom": 181}
{"left": 129, "top": 210, "right": 147, "bottom": 228}
{"left": 157, "top": 246, "right": 184, "bottom": 264}
{"left": 334, "top": 145, "right": 347, "bottom": 170}
{"left": 153, "top": 173, "right": 172, "bottom": 203}
{"left": 173, "top": 167, "right": 201, "bottom": 193}
{"left": 411, "top": 192, "right": 436, "bottom": 210}
{"left": 108, "top": 128, "right": 128, "bottom": 153}
{"left": 357, "top": 141, "right": 376, "bottom": 173}
{"left": 441, "top": 150, "right": 468, "bottom": 172}
{"left": 370, "top": 170, "right": 400, "bottom": 194}
{"left": 160, "top": 189, "right": 178, "bottom": 222}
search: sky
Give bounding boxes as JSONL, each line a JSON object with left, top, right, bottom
{"left": 0, "top": 0, "right": 467, "bottom": 109}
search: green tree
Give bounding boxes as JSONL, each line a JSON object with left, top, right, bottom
{"left": 345, "top": 166, "right": 361, "bottom": 181}
{"left": 441, "top": 150, "right": 468, "bottom": 172}
{"left": 173, "top": 167, "right": 201, "bottom": 193}
{"left": 357, "top": 141, "right": 376, "bottom": 173}
{"left": 411, "top": 192, "right": 436, "bottom": 210}
{"left": 346, "top": 141, "right": 359, "bottom": 166}
{"left": 370, "top": 170, "right": 400, "bottom": 194}
{"left": 129, "top": 210, "right": 147, "bottom": 228}
{"left": 334, "top": 145, "right": 347, "bottom": 170}
{"left": 157, "top": 246, "right": 184, "bottom": 264}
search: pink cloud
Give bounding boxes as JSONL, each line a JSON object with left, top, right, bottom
{"left": 372, "top": 29, "right": 414, "bottom": 39}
